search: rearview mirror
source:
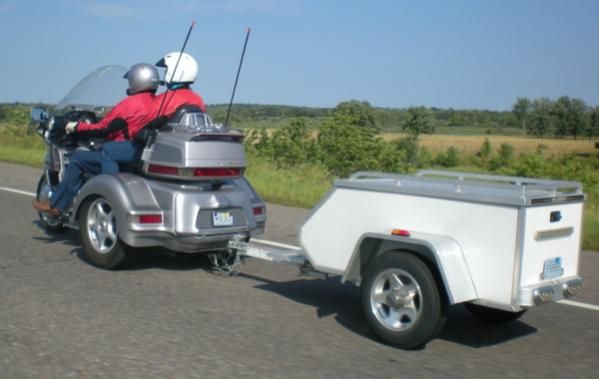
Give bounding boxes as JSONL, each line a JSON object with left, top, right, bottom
{"left": 30, "top": 108, "right": 48, "bottom": 122}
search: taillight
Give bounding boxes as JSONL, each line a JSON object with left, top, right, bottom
{"left": 138, "top": 214, "right": 163, "bottom": 224}
{"left": 146, "top": 164, "right": 242, "bottom": 178}
{"left": 391, "top": 229, "right": 411, "bottom": 237}
{"left": 148, "top": 164, "right": 178, "bottom": 175}
{"left": 193, "top": 167, "right": 241, "bottom": 177}
{"left": 252, "top": 206, "right": 264, "bottom": 216}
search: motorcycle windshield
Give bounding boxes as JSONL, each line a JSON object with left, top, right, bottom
{"left": 55, "top": 65, "right": 128, "bottom": 111}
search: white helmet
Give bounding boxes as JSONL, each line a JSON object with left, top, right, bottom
{"left": 156, "top": 52, "right": 198, "bottom": 84}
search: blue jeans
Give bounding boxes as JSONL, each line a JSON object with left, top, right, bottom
{"left": 50, "top": 151, "right": 102, "bottom": 212}
{"left": 101, "top": 141, "right": 142, "bottom": 174}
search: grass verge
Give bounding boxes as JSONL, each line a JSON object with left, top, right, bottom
{"left": 245, "top": 153, "right": 332, "bottom": 209}
{"left": 583, "top": 208, "right": 599, "bottom": 251}
{"left": 0, "top": 132, "right": 45, "bottom": 168}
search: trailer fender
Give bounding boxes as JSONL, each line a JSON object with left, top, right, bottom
{"left": 73, "top": 173, "right": 161, "bottom": 245}
{"left": 342, "top": 232, "right": 478, "bottom": 304}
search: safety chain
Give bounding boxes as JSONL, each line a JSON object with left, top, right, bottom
{"left": 208, "top": 249, "right": 245, "bottom": 276}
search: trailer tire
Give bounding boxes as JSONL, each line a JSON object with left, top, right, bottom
{"left": 361, "top": 252, "right": 446, "bottom": 349}
{"left": 79, "top": 196, "right": 129, "bottom": 270}
{"left": 464, "top": 303, "right": 527, "bottom": 324}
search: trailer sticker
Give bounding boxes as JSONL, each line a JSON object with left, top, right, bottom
{"left": 541, "top": 257, "right": 564, "bottom": 280}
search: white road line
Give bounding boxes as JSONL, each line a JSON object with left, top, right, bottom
{"left": 1, "top": 185, "right": 598, "bottom": 312}
{"left": 557, "top": 299, "right": 599, "bottom": 312}
{"left": 0, "top": 187, "right": 35, "bottom": 197}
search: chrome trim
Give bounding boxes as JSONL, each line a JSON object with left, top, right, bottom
{"left": 511, "top": 207, "right": 527, "bottom": 309}
{"left": 562, "top": 278, "right": 583, "bottom": 298}
{"left": 518, "top": 276, "right": 583, "bottom": 307}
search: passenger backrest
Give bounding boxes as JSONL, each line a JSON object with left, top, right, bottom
{"left": 168, "top": 104, "right": 214, "bottom": 132}
{"left": 169, "top": 104, "right": 205, "bottom": 123}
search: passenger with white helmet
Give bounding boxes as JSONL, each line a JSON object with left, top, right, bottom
{"left": 32, "top": 63, "right": 159, "bottom": 216}
{"left": 154, "top": 52, "right": 206, "bottom": 118}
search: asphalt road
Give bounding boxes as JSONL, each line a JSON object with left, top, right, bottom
{"left": 1, "top": 161, "right": 598, "bottom": 379}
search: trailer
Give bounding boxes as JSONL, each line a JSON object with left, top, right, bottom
{"left": 229, "top": 170, "right": 585, "bottom": 349}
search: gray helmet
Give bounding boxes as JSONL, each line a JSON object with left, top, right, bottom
{"left": 123, "top": 63, "right": 159, "bottom": 95}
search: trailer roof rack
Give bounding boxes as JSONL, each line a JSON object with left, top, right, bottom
{"left": 335, "top": 170, "right": 585, "bottom": 207}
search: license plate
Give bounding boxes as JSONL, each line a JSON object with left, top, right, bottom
{"left": 212, "top": 211, "right": 233, "bottom": 227}
{"left": 541, "top": 257, "right": 564, "bottom": 280}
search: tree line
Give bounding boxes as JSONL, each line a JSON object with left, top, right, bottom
{"left": 2, "top": 97, "right": 598, "bottom": 139}
{"left": 210, "top": 98, "right": 599, "bottom": 137}
{"left": 512, "top": 97, "right": 599, "bottom": 139}
{"left": 209, "top": 101, "right": 516, "bottom": 132}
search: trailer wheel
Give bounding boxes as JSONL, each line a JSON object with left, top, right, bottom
{"left": 464, "top": 303, "right": 527, "bottom": 324}
{"left": 36, "top": 174, "right": 66, "bottom": 233}
{"left": 79, "top": 196, "right": 129, "bottom": 269}
{"left": 361, "top": 252, "right": 446, "bottom": 349}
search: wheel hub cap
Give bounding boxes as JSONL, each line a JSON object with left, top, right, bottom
{"left": 370, "top": 268, "right": 423, "bottom": 332}
{"left": 86, "top": 198, "right": 117, "bottom": 254}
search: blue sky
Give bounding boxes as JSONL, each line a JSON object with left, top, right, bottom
{"left": 0, "top": 0, "right": 597, "bottom": 110}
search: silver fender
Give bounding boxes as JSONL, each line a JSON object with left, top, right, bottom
{"left": 73, "top": 173, "right": 160, "bottom": 244}
{"left": 342, "top": 231, "right": 478, "bottom": 304}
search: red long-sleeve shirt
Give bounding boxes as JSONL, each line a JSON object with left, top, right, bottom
{"left": 154, "top": 88, "right": 206, "bottom": 118}
{"left": 77, "top": 92, "right": 156, "bottom": 140}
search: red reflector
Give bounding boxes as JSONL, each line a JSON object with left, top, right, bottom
{"left": 391, "top": 229, "right": 411, "bottom": 237}
{"left": 252, "top": 206, "right": 264, "bottom": 216}
{"left": 193, "top": 167, "right": 241, "bottom": 177}
{"left": 138, "top": 215, "right": 163, "bottom": 224}
{"left": 148, "top": 164, "right": 178, "bottom": 175}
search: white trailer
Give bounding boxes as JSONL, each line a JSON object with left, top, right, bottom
{"left": 230, "top": 170, "right": 585, "bottom": 349}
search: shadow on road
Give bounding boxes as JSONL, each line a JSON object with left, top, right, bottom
{"left": 32, "top": 220, "right": 79, "bottom": 247}
{"left": 241, "top": 273, "right": 374, "bottom": 340}
{"left": 439, "top": 306, "right": 537, "bottom": 348}
{"left": 76, "top": 246, "right": 215, "bottom": 272}
{"left": 32, "top": 219, "right": 214, "bottom": 271}
{"left": 241, "top": 273, "right": 538, "bottom": 349}
{"left": 121, "top": 248, "right": 213, "bottom": 271}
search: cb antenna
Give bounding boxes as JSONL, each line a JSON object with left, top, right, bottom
{"left": 224, "top": 27, "right": 251, "bottom": 127}
{"left": 156, "top": 20, "right": 196, "bottom": 118}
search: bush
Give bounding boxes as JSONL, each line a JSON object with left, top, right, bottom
{"left": 244, "top": 120, "right": 317, "bottom": 166}
{"left": 436, "top": 146, "right": 460, "bottom": 167}
{"left": 478, "top": 138, "right": 492, "bottom": 159}
{"left": 501, "top": 152, "right": 598, "bottom": 205}
{"left": 490, "top": 142, "right": 515, "bottom": 170}
{"left": 316, "top": 119, "right": 396, "bottom": 177}
{"left": 394, "top": 136, "right": 420, "bottom": 167}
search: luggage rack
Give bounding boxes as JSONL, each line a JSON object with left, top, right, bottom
{"left": 336, "top": 170, "right": 585, "bottom": 207}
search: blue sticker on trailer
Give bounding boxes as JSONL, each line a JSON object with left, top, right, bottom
{"left": 542, "top": 257, "right": 564, "bottom": 280}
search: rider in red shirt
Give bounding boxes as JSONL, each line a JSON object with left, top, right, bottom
{"left": 154, "top": 52, "right": 206, "bottom": 118}
{"left": 32, "top": 63, "right": 159, "bottom": 216}
{"left": 74, "top": 92, "right": 155, "bottom": 140}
